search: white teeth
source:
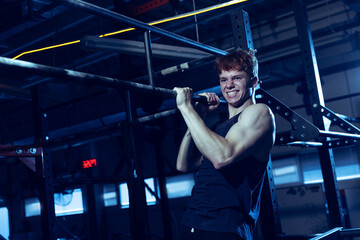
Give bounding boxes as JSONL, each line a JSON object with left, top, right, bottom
{"left": 227, "top": 91, "right": 237, "bottom": 97}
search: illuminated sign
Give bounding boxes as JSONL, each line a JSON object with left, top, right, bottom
{"left": 82, "top": 159, "right": 97, "bottom": 169}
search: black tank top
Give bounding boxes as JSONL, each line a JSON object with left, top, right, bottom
{"left": 181, "top": 112, "right": 268, "bottom": 239}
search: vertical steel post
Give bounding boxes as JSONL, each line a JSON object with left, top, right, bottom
{"left": 155, "top": 143, "right": 173, "bottom": 240}
{"left": 293, "top": 0, "right": 344, "bottom": 227}
{"left": 231, "top": 10, "right": 282, "bottom": 239}
{"left": 31, "top": 85, "right": 57, "bottom": 240}
{"left": 231, "top": 10, "right": 254, "bottom": 50}
{"left": 124, "top": 90, "right": 150, "bottom": 240}
{"left": 261, "top": 160, "right": 282, "bottom": 240}
{"left": 143, "top": 30, "right": 173, "bottom": 240}
{"left": 144, "top": 30, "right": 155, "bottom": 86}
{"left": 85, "top": 183, "right": 101, "bottom": 240}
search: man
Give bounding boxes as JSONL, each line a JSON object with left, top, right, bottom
{"left": 173, "top": 50, "right": 276, "bottom": 240}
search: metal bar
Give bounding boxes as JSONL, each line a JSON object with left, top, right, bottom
{"left": 124, "top": 90, "right": 151, "bottom": 240}
{"left": 309, "top": 227, "right": 342, "bottom": 240}
{"left": 0, "top": 56, "right": 211, "bottom": 105}
{"left": 286, "top": 141, "right": 323, "bottom": 147}
{"left": 256, "top": 89, "right": 360, "bottom": 148}
{"left": 85, "top": 183, "right": 101, "bottom": 240}
{"left": 261, "top": 160, "right": 282, "bottom": 240}
{"left": 80, "top": 36, "right": 212, "bottom": 60}
{"left": 314, "top": 105, "right": 360, "bottom": 134}
{"left": 42, "top": 55, "right": 216, "bottom": 114}
{"left": 335, "top": 114, "right": 360, "bottom": 124}
{"left": 293, "top": 0, "right": 344, "bottom": 227}
{"left": 230, "top": 10, "right": 282, "bottom": 239}
{"left": 340, "top": 228, "right": 360, "bottom": 238}
{"left": 57, "top": 0, "right": 228, "bottom": 56}
{"left": 135, "top": 109, "right": 178, "bottom": 123}
{"left": 0, "top": 145, "right": 41, "bottom": 157}
{"left": 154, "top": 143, "right": 173, "bottom": 240}
{"left": 144, "top": 31, "right": 154, "bottom": 86}
{"left": 231, "top": 10, "right": 254, "bottom": 50}
{"left": 319, "top": 130, "right": 360, "bottom": 140}
{"left": 324, "top": 138, "right": 359, "bottom": 149}
{"left": 0, "top": 56, "right": 176, "bottom": 98}
{"left": 31, "top": 86, "right": 57, "bottom": 240}
{"left": 256, "top": 88, "right": 320, "bottom": 142}
{"left": 290, "top": 91, "right": 360, "bottom": 113}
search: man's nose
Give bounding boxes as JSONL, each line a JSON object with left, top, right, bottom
{"left": 225, "top": 79, "right": 235, "bottom": 88}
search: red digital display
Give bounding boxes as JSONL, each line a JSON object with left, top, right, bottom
{"left": 82, "top": 158, "right": 97, "bottom": 169}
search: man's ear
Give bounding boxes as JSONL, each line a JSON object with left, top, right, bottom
{"left": 251, "top": 77, "right": 258, "bottom": 88}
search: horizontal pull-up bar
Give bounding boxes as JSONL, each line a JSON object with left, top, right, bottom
{"left": 0, "top": 56, "right": 208, "bottom": 102}
{"left": 57, "top": 0, "right": 228, "bottom": 56}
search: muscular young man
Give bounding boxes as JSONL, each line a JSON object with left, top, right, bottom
{"left": 174, "top": 50, "right": 276, "bottom": 240}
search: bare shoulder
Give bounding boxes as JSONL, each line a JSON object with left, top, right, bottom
{"left": 240, "top": 103, "right": 274, "bottom": 121}
{"left": 246, "top": 103, "right": 271, "bottom": 112}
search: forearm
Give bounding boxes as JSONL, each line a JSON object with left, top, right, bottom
{"left": 178, "top": 105, "right": 232, "bottom": 169}
{"left": 177, "top": 129, "right": 202, "bottom": 172}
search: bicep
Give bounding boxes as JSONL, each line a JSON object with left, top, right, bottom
{"left": 225, "top": 107, "right": 274, "bottom": 160}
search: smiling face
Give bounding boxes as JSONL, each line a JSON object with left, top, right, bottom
{"left": 219, "top": 69, "right": 256, "bottom": 107}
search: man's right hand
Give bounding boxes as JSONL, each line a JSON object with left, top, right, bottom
{"left": 195, "top": 92, "right": 221, "bottom": 117}
{"left": 174, "top": 87, "right": 220, "bottom": 117}
{"left": 173, "top": 87, "right": 193, "bottom": 109}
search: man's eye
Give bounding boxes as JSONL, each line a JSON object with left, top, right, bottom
{"left": 220, "top": 79, "right": 227, "bottom": 82}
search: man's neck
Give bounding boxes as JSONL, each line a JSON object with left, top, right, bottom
{"left": 227, "top": 97, "right": 254, "bottom": 119}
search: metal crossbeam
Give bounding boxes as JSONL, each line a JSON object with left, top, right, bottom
{"left": 256, "top": 88, "right": 320, "bottom": 144}
{"left": 256, "top": 88, "right": 360, "bottom": 148}
{"left": 80, "top": 36, "right": 212, "bottom": 60}
{"left": 314, "top": 105, "right": 360, "bottom": 134}
{"left": 57, "top": 0, "right": 228, "bottom": 56}
{"left": 309, "top": 227, "right": 342, "bottom": 240}
{"left": 0, "top": 145, "right": 41, "bottom": 157}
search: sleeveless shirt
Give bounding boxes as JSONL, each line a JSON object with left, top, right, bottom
{"left": 181, "top": 112, "right": 268, "bottom": 240}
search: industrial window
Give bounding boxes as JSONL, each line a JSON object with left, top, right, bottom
{"left": 119, "top": 183, "right": 129, "bottom": 208}
{"left": 25, "top": 188, "right": 84, "bottom": 217}
{"left": 273, "top": 147, "right": 360, "bottom": 186}
{"left": 103, "top": 184, "right": 118, "bottom": 207}
{"left": 333, "top": 147, "right": 360, "bottom": 181}
{"left": 300, "top": 147, "right": 360, "bottom": 184}
{"left": 108, "top": 174, "right": 195, "bottom": 208}
{"left": 25, "top": 198, "right": 41, "bottom": 217}
{"left": 272, "top": 156, "right": 301, "bottom": 186}
{"left": 0, "top": 207, "right": 9, "bottom": 240}
{"left": 144, "top": 178, "right": 157, "bottom": 205}
{"left": 166, "top": 174, "right": 194, "bottom": 199}
{"left": 54, "top": 189, "right": 84, "bottom": 216}
{"left": 119, "top": 178, "right": 157, "bottom": 209}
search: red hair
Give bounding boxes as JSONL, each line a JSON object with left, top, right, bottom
{"left": 214, "top": 50, "right": 258, "bottom": 79}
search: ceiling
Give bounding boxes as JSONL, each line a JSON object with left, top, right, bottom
{"left": 0, "top": 0, "right": 359, "bottom": 147}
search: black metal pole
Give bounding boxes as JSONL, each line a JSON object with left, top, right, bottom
{"left": 56, "top": 0, "right": 227, "bottom": 56}
{"left": 231, "top": 10, "right": 283, "bottom": 239}
{"left": 293, "top": 0, "right": 344, "bottom": 227}
{"left": 144, "top": 30, "right": 155, "bottom": 86}
{"left": 318, "top": 130, "right": 360, "bottom": 140}
{"left": 124, "top": 90, "right": 151, "bottom": 240}
{"left": 155, "top": 144, "right": 173, "bottom": 240}
{"left": 231, "top": 10, "right": 254, "bottom": 50}
{"left": 0, "top": 56, "right": 176, "bottom": 99}
{"left": 31, "top": 85, "right": 57, "bottom": 240}
{"left": 85, "top": 183, "right": 101, "bottom": 240}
